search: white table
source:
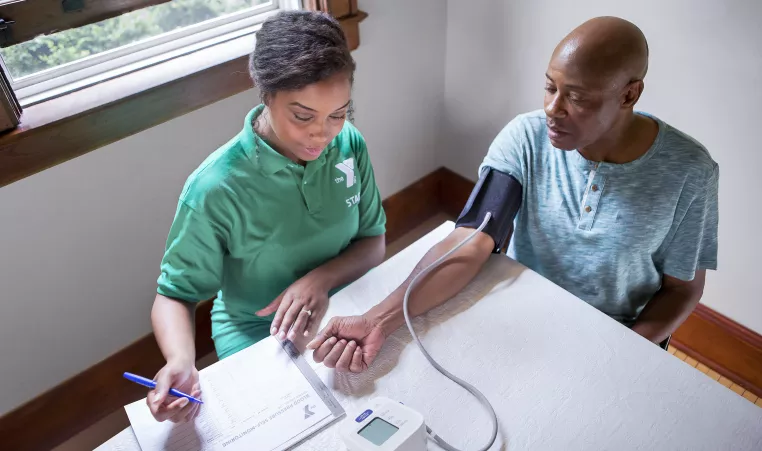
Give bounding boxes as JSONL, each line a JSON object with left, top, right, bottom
{"left": 101, "top": 221, "right": 762, "bottom": 451}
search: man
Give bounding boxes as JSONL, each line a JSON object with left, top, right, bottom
{"left": 307, "top": 17, "right": 719, "bottom": 373}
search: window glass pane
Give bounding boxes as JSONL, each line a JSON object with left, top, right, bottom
{"left": 0, "top": 0, "right": 269, "bottom": 80}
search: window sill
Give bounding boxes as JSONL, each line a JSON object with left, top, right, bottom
{"left": 0, "top": 11, "right": 367, "bottom": 188}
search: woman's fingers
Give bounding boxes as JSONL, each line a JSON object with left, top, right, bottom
{"left": 313, "top": 336, "right": 338, "bottom": 363}
{"left": 289, "top": 305, "right": 311, "bottom": 340}
{"left": 278, "top": 299, "right": 304, "bottom": 340}
{"left": 270, "top": 295, "right": 294, "bottom": 335}
{"left": 154, "top": 397, "right": 190, "bottom": 422}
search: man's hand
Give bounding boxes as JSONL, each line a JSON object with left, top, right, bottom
{"left": 256, "top": 273, "right": 330, "bottom": 341}
{"left": 307, "top": 315, "right": 387, "bottom": 373}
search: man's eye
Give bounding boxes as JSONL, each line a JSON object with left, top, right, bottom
{"left": 544, "top": 85, "right": 557, "bottom": 93}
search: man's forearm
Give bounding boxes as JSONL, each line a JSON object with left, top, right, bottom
{"left": 631, "top": 286, "right": 702, "bottom": 344}
{"left": 309, "top": 234, "right": 386, "bottom": 291}
{"left": 365, "top": 228, "right": 494, "bottom": 337}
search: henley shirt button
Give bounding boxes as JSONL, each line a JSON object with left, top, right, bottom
{"left": 585, "top": 206, "right": 592, "bottom": 213}
{"left": 591, "top": 184, "right": 599, "bottom": 192}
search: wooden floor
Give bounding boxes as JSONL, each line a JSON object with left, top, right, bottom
{"left": 668, "top": 345, "right": 762, "bottom": 407}
{"left": 54, "top": 213, "right": 759, "bottom": 450}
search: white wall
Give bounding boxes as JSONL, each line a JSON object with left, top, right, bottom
{"left": 0, "top": 0, "right": 447, "bottom": 415}
{"left": 442, "top": 0, "right": 762, "bottom": 332}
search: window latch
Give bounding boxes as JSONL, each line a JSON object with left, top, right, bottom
{"left": 0, "top": 19, "right": 15, "bottom": 47}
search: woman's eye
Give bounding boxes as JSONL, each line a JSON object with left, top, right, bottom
{"left": 330, "top": 115, "right": 346, "bottom": 121}
{"left": 544, "top": 86, "right": 556, "bottom": 93}
{"left": 294, "top": 114, "right": 312, "bottom": 122}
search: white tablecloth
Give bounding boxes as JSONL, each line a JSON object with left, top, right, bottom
{"left": 102, "top": 221, "right": 762, "bottom": 451}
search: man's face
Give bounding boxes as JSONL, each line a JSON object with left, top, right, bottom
{"left": 543, "top": 54, "right": 630, "bottom": 150}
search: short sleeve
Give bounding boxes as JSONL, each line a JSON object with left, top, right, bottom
{"left": 478, "top": 115, "right": 528, "bottom": 185}
{"left": 354, "top": 139, "right": 386, "bottom": 239}
{"left": 662, "top": 164, "right": 719, "bottom": 281}
{"left": 157, "top": 201, "right": 225, "bottom": 302}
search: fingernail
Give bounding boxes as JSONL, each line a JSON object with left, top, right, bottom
{"left": 349, "top": 340, "right": 356, "bottom": 346}
{"left": 181, "top": 398, "right": 189, "bottom": 407}
{"left": 329, "top": 337, "right": 337, "bottom": 344}
{"left": 288, "top": 331, "right": 295, "bottom": 340}
{"left": 278, "top": 331, "right": 286, "bottom": 340}
{"left": 271, "top": 327, "right": 277, "bottom": 335}
{"left": 303, "top": 330, "right": 310, "bottom": 337}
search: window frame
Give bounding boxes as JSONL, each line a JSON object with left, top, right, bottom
{"left": 8, "top": 0, "right": 282, "bottom": 105}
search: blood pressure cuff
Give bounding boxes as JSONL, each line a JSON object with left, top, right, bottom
{"left": 455, "top": 167, "right": 522, "bottom": 254}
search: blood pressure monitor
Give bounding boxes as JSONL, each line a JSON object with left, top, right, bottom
{"left": 339, "top": 397, "right": 427, "bottom": 451}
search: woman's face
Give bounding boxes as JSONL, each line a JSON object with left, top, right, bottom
{"left": 265, "top": 72, "right": 352, "bottom": 163}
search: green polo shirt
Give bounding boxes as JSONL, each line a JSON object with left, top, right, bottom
{"left": 157, "top": 105, "right": 386, "bottom": 359}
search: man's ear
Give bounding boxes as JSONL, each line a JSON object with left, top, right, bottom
{"left": 622, "top": 80, "right": 644, "bottom": 108}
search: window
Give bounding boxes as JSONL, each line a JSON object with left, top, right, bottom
{"left": 0, "top": 0, "right": 298, "bottom": 106}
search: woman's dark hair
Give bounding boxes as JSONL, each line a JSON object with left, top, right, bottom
{"left": 249, "top": 10, "right": 355, "bottom": 103}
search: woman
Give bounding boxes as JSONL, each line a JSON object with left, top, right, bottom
{"left": 147, "top": 10, "right": 386, "bottom": 423}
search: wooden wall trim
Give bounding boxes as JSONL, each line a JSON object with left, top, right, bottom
{"left": 671, "top": 304, "right": 762, "bottom": 397}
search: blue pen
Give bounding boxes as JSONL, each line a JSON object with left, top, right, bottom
{"left": 123, "top": 372, "right": 203, "bottom": 404}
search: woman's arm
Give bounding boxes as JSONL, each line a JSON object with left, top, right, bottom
{"left": 147, "top": 294, "right": 202, "bottom": 423}
{"left": 256, "top": 234, "right": 386, "bottom": 339}
{"left": 152, "top": 293, "right": 197, "bottom": 365}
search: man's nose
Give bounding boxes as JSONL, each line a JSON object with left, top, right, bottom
{"left": 545, "top": 93, "right": 566, "bottom": 118}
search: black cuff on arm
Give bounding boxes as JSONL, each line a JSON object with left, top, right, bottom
{"left": 454, "top": 168, "right": 522, "bottom": 253}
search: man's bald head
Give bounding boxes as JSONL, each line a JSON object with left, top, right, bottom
{"left": 552, "top": 17, "right": 649, "bottom": 89}
{"left": 544, "top": 17, "right": 650, "bottom": 151}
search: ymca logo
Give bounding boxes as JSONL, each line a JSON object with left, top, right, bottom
{"left": 335, "top": 158, "right": 355, "bottom": 188}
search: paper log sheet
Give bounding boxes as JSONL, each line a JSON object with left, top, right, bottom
{"left": 124, "top": 338, "right": 341, "bottom": 451}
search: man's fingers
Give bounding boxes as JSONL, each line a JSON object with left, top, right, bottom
{"left": 349, "top": 345, "right": 365, "bottom": 373}
{"left": 278, "top": 300, "right": 303, "bottom": 340}
{"left": 269, "top": 295, "right": 292, "bottom": 336}
{"left": 289, "top": 307, "right": 311, "bottom": 341}
{"left": 312, "top": 336, "right": 338, "bottom": 363}
{"left": 307, "top": 318, "right": 339, "bottom": 350}
{"left": 323, "top": 339, "right": 348, "bottom": 368}
{"left": 335, "top": 341, "right": 357, "bottom": 372}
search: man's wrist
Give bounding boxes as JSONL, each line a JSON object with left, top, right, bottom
{"left": 365, "top": 300, "right": 404, "bottom": 338}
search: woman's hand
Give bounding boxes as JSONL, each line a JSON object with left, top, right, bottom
{"left": 256, "top": 273, "right": 330, "bottom": 341}
{"left": 307, "top": 314, "right": 387, "bottom": 373}
{"left": 147, "top": 358, "right": 201, "bottom": 423}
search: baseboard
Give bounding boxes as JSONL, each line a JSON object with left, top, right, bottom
{"left": 671, "top": 304, "right": 762, "bottom": 397}
{"left": 3, "top": 166, "right": 760, "bottom": 451}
